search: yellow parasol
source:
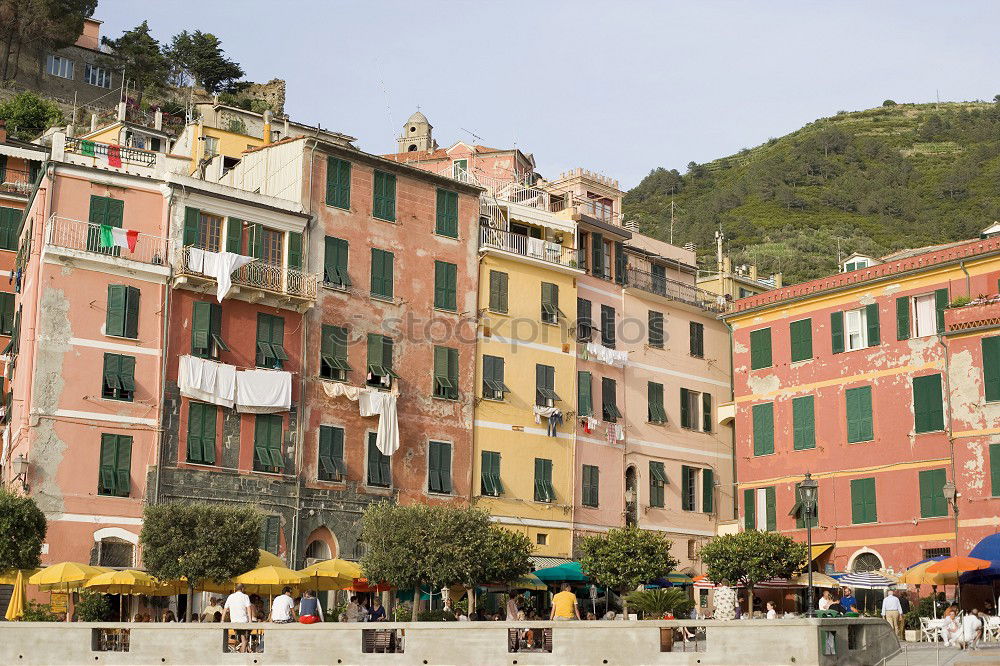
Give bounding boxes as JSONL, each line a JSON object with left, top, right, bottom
{"left": 0, "top": 569, "right": 39, "bottom": 586}
{"left": 790, "top": 572, "right": 841, "bottom": 588}
{"left": 28, "top": 562, "right": 110, "bottom": 591}
{"left": 898, "top": 560, "right": 959, "bottom": 586}
{"left": 297, "top": 559, "right": 362, "bottom": 591}
{"left": 4, "top": 570, "right": 26, "bottom": 620}
{"left": 508, "top": 573, "right": 548, "bottom": 591}
{"left": 233, "top": 565, "right": 305, "bottom": 596}
{"left": 84, "top": 570, "right": 183, "bottom": 596}
{"left": 256, "top": 550, "right": 284, "bottom": 568}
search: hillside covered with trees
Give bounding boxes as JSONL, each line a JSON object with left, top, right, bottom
{"left": 624, "top": 100, "right": 1000, "bottom": 284}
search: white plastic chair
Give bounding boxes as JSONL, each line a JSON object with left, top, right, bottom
{"left": 919, "top": 617, "right": 939, "bottom": 643}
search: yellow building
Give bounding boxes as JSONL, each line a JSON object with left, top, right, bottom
{"left": 473, "top": 192, "right": 581, "bottom": 557}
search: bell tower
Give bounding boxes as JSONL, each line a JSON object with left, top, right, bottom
{"left": 397, "top": 110, "right": 437, "bottom": 153}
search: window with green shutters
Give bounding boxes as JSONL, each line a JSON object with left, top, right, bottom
{"left": 434, "top": 260, "right": 457, "bottom": 311}
{"left": 577, "top": 371, "right": 593, "bottom": 417}
{"left": 428, "top": 441, "right": 453, "bottom": 494}
{"left": 489, "top": 270, "right": 508, "bottom": 313}
{"left": 372, "top": 170, "right": 396, "bottom": 221}
{"left": 325, "top": 157, "right": 351, "bottom": 210}
{"left": 743, "top": 487, "right": 776, "bottom": 531}
{"left": 318, "top": 426, "right": 346, "bottom": 481}
{"left": 256, "top": 313, "right": 287, "bottom": 369}
{"left": 535, "top": 364, "right": 559, "bottom": 406}
{"left": 481, "top": 450, "right": 503, "bottom": 496}
{"left": 591, "top": 231, "right": 605, "bottom": 279}
{"left": 614, "top": 241, "right": 626, "bottom": 285}
{"left": 845, "top": 386, "right": 874, "bottom": 443}
{"left": 320, "top": 325, "right": 351, "bottom": 381}
{"left": 648, "top": 310, "right": 664, "bottom": 349}
{"left": 649, "top": 461, "right": 667, "bottom": 508}
{"left": 88, "top": 195, "right": 124, "bottom": 254}
{"left": 0, "top": 292, "right": 14, "bottom": 337}
{"left": 253, "top": 414, "right": 284, "bottom": 472}
{"left": 366, "top": 334, "right": 398, "bottom": 386}
{"left": 790, "top": 318, "right": 812, "bottom": 362}
{"left": 750, "top": 328, "right": 772, "bottom": 369}
{"left": 323, "top": 236, "right": 351, "bottom": 288}
{"left": 541, "top": 282, "right": 560, "bottom": 324}
{"left": 102, "top": 353, "right": 135, "bottom": 401}
{"left": 982, "top": 336, "right": 1000, "bottom": 402}
{"left": 435, "top": 189, "right": 459, "bottom": 237}
{"left": 913, "top": 374, "right": 944, "bottom": 433}
{"left": 225, "top": 217, "right": 243, "bottom": 253}
{"left": 792, "top": 395, "right": 816, "bottom": 450}
{"left": 752, "top": 402, "right": 775, "bottom": 455}
{"left": 98, "top": 433, "right": 132, "bottom": 497}
{"left": 259, "top": 516, "right": 280, "bottom": 554}
{"left": 793, "top": 482, "right": 818, "bottom": 528}
{"left": 482, "top": 355, "right": 510, "bottom": 400}
{"left": 934, "top": 288, "right": 949, "bottom": 333}
{"left": 702, "top": 393, "right": 712, "bottom": 433}
{"left": 370, "top": 248, "right": 394, "bottom": 299}
{"left": 743, "top": 488, "right": 755, "bottom": 530}
{"left": 702, "top": 468, "right": 714, "bottom": 514}
{"left": 0, "top": 206, "right": 21, "bottom": 250}
{"left": 191, "top": 301, "right": 227, "bottom": 359}
{"left": 432, "top": 345, "right": 459, "bottom": 400}
{"left": 896, "top": 297, "right": 911, "bottom": 341}
{"left": 577, "top": 298, "right": 593, "bottom": 342}
{"left": 601, "top": 377, "right": 621, "bottom": 422}
{"left": 534, "top": 458, "right": 555, "bottom": 502}
{"left": 690, "top": 321, "right": 704, "bottom": 357}
{"left": 831, "top": 310, "right": 845, "bottom": 354}
{"left": 764, "top": 487, "right": 776, "bottom": 530}
{"left": 850, "top": 477, "right": 877, "bottom": 524}
{"left": 186, "top": 402, "right": 217, "bottom": 465}
{"left": 601, "top": 304, "right": 616, "bottom": 348}
{"left": 582, "top": 464, "right": 600, "bottom": 507}
{"left": 106, "top": 285, "right": 139, "bottom": 339}
{"left": 918, "top": 468, "right": 948, "bottom": 518}
{"left": 367, "top": 432, "right": 391, "bottom": 487}
{"left": 647, "top": 381, "right": 666, "bottom": 423}
{"left": 286, "top": 231, "right": 302, "bottom": 270}
{"left": 990, "top": 443, "right": 1000, "bottom": 497}
{"left": 680, "top": 388, "right": 696, "bottom": 429}
{"left": 681, "top": 466, "right": 697, "bottom": 511}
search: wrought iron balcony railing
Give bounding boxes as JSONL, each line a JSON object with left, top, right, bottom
{"left": 626, "top": 267, "right": 725, "bottom": 312}
{"left": 177, "top": 245, "right": 318, "bottom": 301}
{"left": 479, "top": 224, "right": 577, "bottom": 268}
{"left": 46, "top": 215, "right": 167, "bottom": 266}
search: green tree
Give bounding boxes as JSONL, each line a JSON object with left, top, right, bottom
{"left": 700, "top": 531, "right": 807, "bottom": 614}
{"left": 0, "top": 488, "right": 46, "bottom": 573}
{"left": 0, "top": 91, "right": 63, "bottom": 141}
{"left": 0, "top": 0, "right": 97, "bottom": 80}
{"left": 882, "top": 99, "right": 897, "bottom": 107}
{"left": 76, "top": 590, "right": 111, "bottom": 621}
{"left": 626, "top": 588, "right": 694, "bottom": 619}
{"left": 165, "top": 30, "right": 244, "bottom": 93}
{"left": 100, "top": 21, "right": 170, "bottom": 107}
{"left": 579, "top": 527, "right": 678, "bottom": 617}
{"left": 140, "top": 502, "right": 261, "bottom": 621}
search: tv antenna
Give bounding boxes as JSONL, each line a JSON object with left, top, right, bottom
{"left": 460, "top": 127, "right": 484, "bottom": 144}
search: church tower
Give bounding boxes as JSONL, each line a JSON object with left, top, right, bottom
{"left": 397, "top": 110, "right": 438, "bottom": 153}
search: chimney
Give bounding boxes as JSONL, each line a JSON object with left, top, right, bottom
{"left": 773, "top": 273, "right": 783, "bottom": 289}
{"left": 749, "top": 265, "right": 758, "bottom": 282}
{"left": 262, "top": 110, "right": 272, "bottom": 145}
{"left": 722, "top": 256, "right": 732, "bottom": 275}
{"left": 90, "top": 113, "right": 98, "bottom": 131}
{"left": 283, "top": 117, "right": 289, "bottom": 137}
{"left": 117, "top": 101, "right": 126, "bottom": 122}
{"left": 0, "top": 119, "right": 6, "bottom": 143}
{"left": 154, "top": 109, "right": 163, "bottom": 131}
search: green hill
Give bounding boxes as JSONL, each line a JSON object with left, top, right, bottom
{"left": 624, "top": 101, "right": 1000, "bottom": 284}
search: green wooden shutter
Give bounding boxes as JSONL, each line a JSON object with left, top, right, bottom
{"left": 896, "top": 297, "right": 910, "bottom": 340}
{"left": 371, "top": 249, "right": 393, "bottom": 299}
{"left": 226, "top": 218, "right": 242, "bottom": 253}
{"left": 200, "top": 404, "right": 216, "bottom": 465}
{"left": 866, "top": 303, "right": 880, "bottom": 346}
{"left": 186, "top": 402, "right": 203, "bottom": 463}
{"left": 249, "top": 223, "right": 263, "bottom": 259}
{"left": 752, "top": 402, "right": 774, "bottom": 455}
{"left": 183, "top": 207, "right": 200, "bottom": 246}
{"left": 851, "top": 477, "right": 876, "bottom": 524}
{"left": 192, "top": 301, "right": 211, "bottom": 354}
{"left": 489, "top": 270, "right": 508, "bottom": 313}
{"left": 983, "top": 337, "right": 1000, "bottom": 402}
{"left": 681, "top": 466, "right": 694, "bottom": 511}
{"left": 703, "top": 468, "right": 714, "bottom": 514}
{"left": 434, "top": 261, "right": 457, "bottom": 311}
{"left": 913, "top": 374, "right": 944, "bottom": 433}
{"left": 649, "top": 311, "right": 664, "bottom": 348}
{"left": 122, "top": 286, "right": 139, "bottom": 339}
{"left": 919, "top": 469, "right": 947, "bottom": 518}
{"left": 287, "top": 232, "right": 303, "bottom": 270}
{"left": 591, "top": 232, "right": 604, "bottom": 278}
{"left": 935, "top": 288, "right": 949, "bottom": 333}
{"left": 367, "top": 334, "right": 383, "bottom": 371}
{"left": 119, "top": 355, "right": 135, "bottom": 399}
{"left": 750, "top": 328, "right": 772, "bottom": 369}
{"left": 326, "top": 157, "right": 352, "bottom": 209}
{"left": 648, "top": 382, "right": 665, "bottom": 423}
{"left": 106, "top": 285, "right": 126, "bottom": 337}
{"left": 744, "top": 488, "right": 755, "bottom": 530}
{"left": 792, "top": 395, "right": 816, "bottom": 450}
{"left": 0, "top": 292, "right": 14, "bottom": 336}
{"left": 702, "top": 393, "right": 712, "bottom": 433}
{"left": 614, "top": 241, "right": 626, "bottom": 284}
{"left": 765, "top": 486, "right": 776, "bottom": 531}
{"left": 0, "top": 207, "right": 18, "bottom": 250}
{"left": 435, "top": 189, "right": 458, "bottom": 237}
{"left": 831, "top": 311, "right": 845, "bottom": 354}
{"left": 990, "top": 443, "right": 1000, "bottom": 497}
{"left": 115, "top": 435, "right": 131, "bottom": 496}
{"left": 790, "top": 318, "right": 812, "bottom": 362}
{"left": 253, "top": 415, "right": 272, "bottom": 470}
{"left": 846, "top": 386, "right": 873, "bottom": 442}
{"left": 577, "top": 371, "right": 592, "bottom": 417}
{"left": 373, "top": 171, "right": 396, "bottom": 221}
{"left": 99, "top": 434, "right": 117, "bottom": 495}
{"left": 680, "top": 388, "right": 690, "bottom": 429}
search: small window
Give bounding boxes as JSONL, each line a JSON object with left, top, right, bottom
{"left": 372, "top": 171, "right": 397, "bottom": 222}
{"left": 649, "top": 310, "right": 664, "bottom": 349}
{"left": 367, "top": 334, "right": 398, "bottom": 388}
{"left": 845, "top": 308, "right": 868, "bottom": 351}
{"left": 370, "top": 248, "right": 394, "bottom": 299}
{"left": 536, "top": 533, "right": 548, "bottom": 546}
{"left": 689, "top": 321, "right": 704, "bottom": 357}
{"left": 256, "top": 314, "right": 287, "bottom": 369}
{"left": 432, "top": 346, "right": 459, "bottom": 400}
{"left": 535, "top": 364, "right": 560, "bottom": 407}
{"left": 481, "top": 450, "right": 503, "bottom": 496}
{"left": 923, "top": 547, "right": 951, "bottom": 559}
{"left": 533, "top": 458, "right": 555, "bottom": 502}
{"left": 191, "top": 301, "right": 228, "bottom": 359}
{"left": 541, "top": 282, "right": 561, "bottom": 324}
{"left": 428, "top": 441, "right": 453, "bottom": 494}
{"left": 647, "top": 382, "right": 666, "bottom": 423}
{"left": 600, "top": 305, "right": 616, "bottom": 348}
{"left": 320, "top": 325, "right": 351, "bottom": 381}
{"left": 98, "top": 434, "right": 132, "bottom": 497}
{"left": 106, "top": 285, "right": 140, "bottom": 339}
{"left": 582, "top": 464, "right": 600, "bottom": 507}
{"left": 318, "top": 426, "right": 347, "bottom": 481}
{"left": 186, "top": 402, "right": 217, "bottom": 465}
{"left": 577, "top": 298, "right": 593, "bottom": 342}
{"left": 601, "top": 377, "right": 621, "bottom": 422}
{"left": 253, "top": 414, "right": 284, "bottom": 473}
{"left": 102, "top": 354, "right": 135, "bottom": 402}
{"left": 749, "top": 328, "right": 772, "bottom": 369}
{"left": 489, "top": 271, "right": 508, "bottom": 314}
{"left": 323, "top": 236, "right": 351, "bottom": 288}
{"left": 681, "top": 466, "right": 699, "bottom": 511}
{"left": 482, "top": 355, "right": 511, "bottom": 401}
{"left": 47, "top": 54, "right": 74, "bottom": 79}
{"left": 433, "top": 261, "right": 458, "bottom": 311}
{"left": 325, "top": 157, "right": 351, "bottom": 210}
{"left": 0, "top": 206, "right": 21, "bottom": 251}
{"left": 649, "top": 461, "right": 667, "bottom": 508}
{"left": 912, "top": 293, "right": 938, "bottom": 337}
{"left": 367, "top": 433, "right": 391, "bottom": 487}
{"left": 435, "top": 189, "right": 459, "bottom": 237}
{"left": 679, "top": 388, "right": 702, "bottom": 430}
{"left": 84, "top": 63, "right": 111, "bottom": 88}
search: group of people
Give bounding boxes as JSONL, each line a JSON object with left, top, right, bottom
{"left": 219, "top": 584, "right": 325, "bottom": 653}
{"left": 939, "top": 606, "right": 991, "bottom": 650}
{"left": 339, "top": 595, "right": 387, "bottom": 622}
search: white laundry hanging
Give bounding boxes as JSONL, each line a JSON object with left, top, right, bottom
{"left": 585, "top": 342, "right": 628, "bottom": 368}
{"left": 322, "top": 382, "right": 400, "bottom": 456}
{"left": 235, "top": 368, "right": 292, "bottom": 413}
{"left": 178, "top": 355, "right": 236, "bottom": 408}
{"left": 321, "top": 381, "right": 365, "bottom": 401}
{"left": 212, "top": 251, "right": 256, "bottom": 302}
{"left": 187, "top": 247, "right": 206, "bottom": 273}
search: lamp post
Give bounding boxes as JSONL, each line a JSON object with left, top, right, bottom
{"left": 12, "top": 454, "right": 29, "bottom": 492}
{"left": 942, "top": 480, "right": 960, "bottom": 608}
{"left": 799, "top": 472, "right": 819, "bottom": 616}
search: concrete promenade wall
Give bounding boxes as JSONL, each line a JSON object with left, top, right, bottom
{"left": 0, "top": 618, "right": 899, "bottom": 666}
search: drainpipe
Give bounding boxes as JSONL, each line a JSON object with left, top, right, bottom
{"left": 724, "top": 320, "right": 737, "bottom": 520}
{"left": 936, "top": 326, "right": 960, "bottom": 574}
{"left": 152, "top": 190, "right": 174, "bottom": 506}
{"left": 959, "top": 260, "right": 971, "bottom": 297}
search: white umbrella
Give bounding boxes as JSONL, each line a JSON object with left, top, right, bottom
{"left": 837, "top": 572, "right": 895, "bottom": 589}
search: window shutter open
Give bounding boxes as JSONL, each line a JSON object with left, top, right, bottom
{"left": 680, "top": 388, "right": 690, "bottom": 429}
{"left": 287, "top": 232, "right": 303, "bottom": 270}
{"left": 935, "top": 288, "right": 949, "bottom": 332}
{"left": 990, "top": 443, "right": 1000, "bottom": 497}
{"left": 183, "top": 207, "right": 200, "bottom": 246}
{"left": 99, "top": 434, "right": 117, "bottom": 495}
{"left": 577, "top": 371, "right": 592, "bottom": 416}
{"left": 743, "top": 488, "right": 755, "bottom": 530}
{"left": 192, "top": 301, "right": 211, "bottom": 352}
{"left": 226, "top": 218, "right": 242, "bottom": 253}
{"left": 591, "top": 232, "right": 604, "bottom": 277}
{"left": 106, "top": 285, "right": 126, "bottom": 337}
{"left": 866, "top": 303, "right": 880, "bottom": 346}
{"left": 896, "top": 297, "right": 910, "bottom": 340}
{"left": 831, "top": 311, "right": 845, "bottom": 354}
{"left": 702, "top": 468, "right": 714, "bottom": 513}
{"left": 124, "top": 286, "right": 140, "bottom": 339}
{"left": 702, "top": 393, "right": 712, "bottom": 432}
{"left": 115, "top": 435, "right": 131, "bottom": 496}
{"left": 765, "top": 486, "right": 776, "bottom": 531}
{"left": 984, "top": 336, "right": 1000, "bottom": 402}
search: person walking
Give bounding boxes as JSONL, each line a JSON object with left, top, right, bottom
{"left": 881, "top": 590, "right": 903, "bottom": 639}
{"left": 550, "top": 583, "right": 581, "bottom": 621}
{"left": 223, "top": 583, "right": 253, "bottom": 653}
{"left": 268, "top": 586, "right": 296, "bottom": 623}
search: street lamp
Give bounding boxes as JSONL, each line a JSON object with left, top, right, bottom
{"left": 799, "top": 472, "right": 819, "bottom": 616}
{"left": 12, "top": 454, "right": 29, "bottom": 492}
{"left": 942, "top": 480, "right": 960, "bottom": 607}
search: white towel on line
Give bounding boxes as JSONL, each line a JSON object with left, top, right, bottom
{"left": 235, "top": 368, "right": 292, "bottom": 413}
{"left": 178, "top": 355, "right": 236, "bottom": 408}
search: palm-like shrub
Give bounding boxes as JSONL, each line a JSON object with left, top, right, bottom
{"left": 625, "top": 588, "right": 694, "bottom": 619}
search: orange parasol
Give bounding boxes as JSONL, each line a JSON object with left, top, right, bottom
{"left": 926, "top": 556, "right": 992, "bottom": 574}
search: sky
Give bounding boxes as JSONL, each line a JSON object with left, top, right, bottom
{"left": 96, "top": 0, "right": 1000, "bottom": 189}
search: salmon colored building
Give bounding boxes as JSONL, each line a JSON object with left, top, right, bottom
{"left": 725, "top": 233, "right": 1000, "bottom": 580}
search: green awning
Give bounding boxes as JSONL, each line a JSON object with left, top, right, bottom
{"left": 533, "top": 561, "right": 588, "bottom": 582}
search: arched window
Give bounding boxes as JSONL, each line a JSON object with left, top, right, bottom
{"left": 98, "top": 537, "right": 134, "bottom": 568}
{"left": 305, "top": 540, "right": 331, "bottom": 561}
{"left": 410, "top": 126, "right": 417, "bottom": 133}
{"left": 852, "top": 552, "right": 882, "bottom": 573}
{"left": 407, "top": 144, "right": 417, "bottom": 152}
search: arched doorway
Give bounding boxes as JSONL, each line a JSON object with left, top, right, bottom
{"left": 305, "top": 539, "right": 332, "bottom": 562}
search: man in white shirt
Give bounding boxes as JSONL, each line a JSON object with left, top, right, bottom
{"left": 818, "top": 590, "right": 833, "bottom": 611}
{"left": 223, "top": 584, "right": 253, "bottom": 653}
{"left": 269, "top": 586, "right": 296, "bottom": 623}
{"left": 880, "top": 590, "right": 903, "bottom": 639}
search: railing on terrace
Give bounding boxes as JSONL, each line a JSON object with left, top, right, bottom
{"left": 479, "top": 223, "right": 576, "bottom": 267}
{"left": 440, "top": 165, "right": 554, "bottom": 211}
{"left": 626, "top": 266, "right": 725, "bottom": 312}
{"left": 65, "top": 137, "right": 157, "bottom": 167}
{"left": 0, "top": 168, "right": 33, "bottom": 195}
{"left": 178, "top": 245, "right": 318, "bottom": 301}
{"left": 46, "top": 215, "right": 167, "bottom": 266}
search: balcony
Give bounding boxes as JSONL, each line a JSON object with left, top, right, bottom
{"left": 64, "top": 137, "right": 157, "bottom": 167}
{"left": 479, "top": 223, "right": 579, "bottom": 271}
{"left": 175, "top": 245, "right": 318, "bottom": 308}
{"left": 943, "top": 296, "right": 1000, "bottom": 334}
{"left": 625, "top": 267, "right": 725, "bottom": 313}
{"left": 0, "top": 168, "right": 34, "bottom": 196}
{"left": 44, "top": 215, "right": 168, "bottom": 275}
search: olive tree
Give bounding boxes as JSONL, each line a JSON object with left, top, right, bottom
{"left": 700, "top": 530, "right": 807, "bottom": 614}
{"left": 580, "top": 527, "right": 678, "bottom": 617}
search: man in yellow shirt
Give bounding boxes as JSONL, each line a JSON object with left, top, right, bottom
{"left": 550, "top": 583, "right": 581, "bottom": 621}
